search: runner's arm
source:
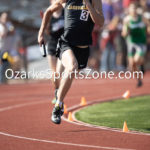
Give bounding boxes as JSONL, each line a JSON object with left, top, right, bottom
{"left": 38, "top": 0, "right": 66, "bottom": 46}
{"left": 122, "top": 17, "right": 129, "bottom": 37}
{"left": 142, "top": 17, "right": 150, "bottom": 34}
{"left": 84, "top": 0, "right": 104, "bottom": 27}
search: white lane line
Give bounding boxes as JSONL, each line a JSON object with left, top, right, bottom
{"left": 0, "top": 100, "right": 135, "bottom": 150}
{"left": 1, "top": 96, "right": 150, "bottom": 137}
{"left": 0, "top": 100, "right": 49, "bottom": 112}
{"left": 0, "top": 95, "right": 83, "bottom": 105}
{"left": 0, "top": 99, "right": 48, "bottom": 104}
{"left": 0, "top": 132, "right": 134, "bottom": 150}
{"left": 0, "top": 96, "right": 148, "bottom": 150}
{"left": 0, "top": 96, "right": 150, "bottom": 137}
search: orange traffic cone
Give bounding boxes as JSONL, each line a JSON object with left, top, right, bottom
{"left": 122, "top": 90, "right": 130, "bottom": 99}
{"left": 68, "top": 112, "right": 73, "bottom": 121}
{"left": 64, "top": 104, "right": 68, "bottom": 114}
{"left": 123, "top": 121, "right": 129, "bottom": 132}
{"left": 80, "top": 97, "right": 87, "bottom": 106}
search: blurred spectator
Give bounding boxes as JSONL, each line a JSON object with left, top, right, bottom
{"left": 114, "top": 18, "right": 128, "bottom": 71}
{"left": 112, "top": 0, "right": 123, "bottom": 17}
{"left": 0, "top": 12, "right": 22, "bottom": 83}
{"left": 123, "top": 0, "right": 138, "bottom": 9}
{"left": 100, "top": 16, "right": 119, "bottom": 71}
{"left": 88, "top": 25, "right": 101, "bottom": 71}
{"left": 0, "top": 12, "right": 11, "bottom": 83}
{"left": 114, "top": 27, "right": 128, "bottom": 70}
{"left": 0, "top": 12, "right": 8, "bottom": 54}
{"left": 6, "top": 28, "right": 22, "bottom": 72}
{"left": 102, "top": 0, "right": 114, "bottom": 24}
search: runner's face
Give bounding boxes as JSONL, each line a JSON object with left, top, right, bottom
{"left": 0, "top": 13, "right": 8, "bottom": 24}
{"left": 129, "top": 4, "right": 137, "bottom": 16}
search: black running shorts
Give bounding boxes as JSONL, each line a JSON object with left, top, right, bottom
{"left": 56, "top": 38, "right": 90, "bottom": 69}
{"left": 47, "top": 36, "right": 59, "bottom": 56}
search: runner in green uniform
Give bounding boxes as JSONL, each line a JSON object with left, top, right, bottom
{"left": 122, "top": 3, "right": 147, "bottom": 87}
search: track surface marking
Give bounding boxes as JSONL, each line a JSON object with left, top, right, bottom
{"left": 0, "top": 73, "right": 150, "bottom": 150}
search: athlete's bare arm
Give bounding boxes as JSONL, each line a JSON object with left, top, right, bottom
{"left": 38, "top": 0, "right": 66, "bottom": 46}
{"left": 84, "top": 0, "right": 104, "bottom": 27}
{"left": 142, "top": 17, "right": 150, "bottom": 34}
{"left": 122, "top": 16, "right": 130, "bottom": 37}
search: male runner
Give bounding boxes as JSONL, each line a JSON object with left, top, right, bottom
{"left": 122, "top": 3, "right": 147, "bottom": 87}
{"left": 46, "top": 0, "right": 64, "bottom": 103}
{"left": 38, "top": 0, "right": 104, "bottom": 124}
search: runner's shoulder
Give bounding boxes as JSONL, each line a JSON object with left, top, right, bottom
{"left": 123, "top": 16, "right": 131, "bottom": 25}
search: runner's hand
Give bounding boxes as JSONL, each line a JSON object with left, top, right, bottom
{"left": 38, "top": 32, "right": 44, "bottom": 47}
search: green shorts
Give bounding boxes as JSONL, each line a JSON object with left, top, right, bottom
{"left": 127, "top": 42, "right": 146, "bottom": 57}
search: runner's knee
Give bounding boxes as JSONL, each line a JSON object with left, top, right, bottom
{"left": 135, "top": 57, "right": 144, "bottom": 65}
{"left": 67, "top": 61, "right": 78, "bottom": 72}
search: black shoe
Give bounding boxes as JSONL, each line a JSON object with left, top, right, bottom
{"left": 137, "top": 80, "right": 143, "bottom": 87}
{"left": 140, "top": 65, "right": 145, "bottom": 75}
{"left": 51, "top": 107, "right": 62, "bottom": 124}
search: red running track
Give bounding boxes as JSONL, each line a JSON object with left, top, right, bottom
{"left": 0, "top": 73, "right": 150, "bottom": 150}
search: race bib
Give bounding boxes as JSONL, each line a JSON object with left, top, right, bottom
{"left": 80, "top": 10, "right": 89, "bottom": 21}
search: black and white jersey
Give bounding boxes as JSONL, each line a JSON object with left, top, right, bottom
{"left": 62, "top": 0, "right": 94, "bottom": 46}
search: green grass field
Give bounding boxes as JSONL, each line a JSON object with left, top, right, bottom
{"left": 75, "top": 95, "right": 150, "bottom": 133}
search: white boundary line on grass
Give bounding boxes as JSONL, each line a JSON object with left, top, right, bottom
{"left": 62, "top": 97, "right": 150, "bottom": 137}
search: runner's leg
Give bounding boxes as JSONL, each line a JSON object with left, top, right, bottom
{"left": 56, "top": 58, "right": 64, "bottom": 89}
{"left": 133, "top": 45, "right": 145, "bottom": 86}
{"left": 57, "top": 49, "right": 78, "bottom": 102}
{"left": 48, "top": 55, "right": 59, "bottom": 89}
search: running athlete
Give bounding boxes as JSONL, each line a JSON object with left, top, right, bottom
{"left": 46, "top": 0, "right": 64, "bottom": 104}
{"left": 122, "top": 3, "right": 147, "bottom": 87}
{"left": 38, "top": 0, "right": 104, "bottom": 124}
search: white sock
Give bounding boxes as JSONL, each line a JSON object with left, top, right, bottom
{"left": 55, "top": 100, "right": 63, "bottom": 108}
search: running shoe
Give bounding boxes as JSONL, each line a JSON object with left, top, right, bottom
{"left": 140, "top": 65, "right": 145, "bottom": 75}
{"left": 51, "top": 103, "right": 64, "bottom": 124}
{"left": 137, "top": 79, "right": 143, "bottom": 87}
